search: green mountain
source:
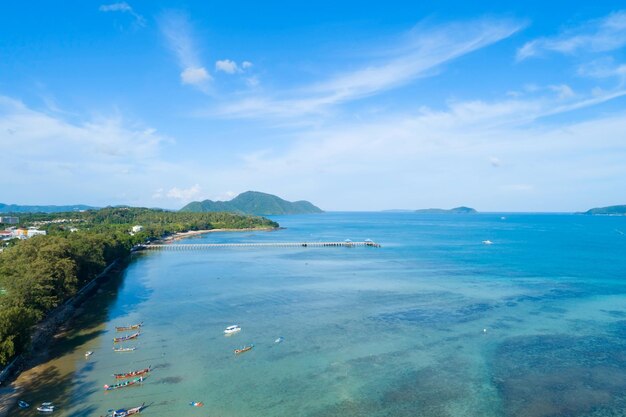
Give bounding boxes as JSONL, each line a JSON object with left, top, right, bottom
{"left": 0, "top": 203, "right": 96, "bottom": 213}
{"left": 180, "top": 191, "right": 324, "bottom": 216}
{"left": 583, "top": 205, "right": 626, "bottom": 215}
{"left": 415, "top": 206, "right": 477, "bottom": 214}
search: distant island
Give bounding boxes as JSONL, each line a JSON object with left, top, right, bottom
{"left": 180, "top": 191, "right": 324, "bottom": 216}
{"left": 0, "top": 203, "right": 96, "bottom": 213}
{"left": 583, "top": 205, "right": 626, "bottom": 216}
{"left": 415, "top": 206, "right": 477, "bottom": 214}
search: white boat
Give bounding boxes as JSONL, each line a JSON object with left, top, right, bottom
{"left": 224, "top": 325, "right": 241, "bottom": 335}
{"left": 482, "top": 240, "right": 494, "bottom": 245}
{"left": 41, "top": 402, "right": 54, "bottom": 407}
{"left": 37, "top": 405, "right": 54, "bottom": 413}
{"left": 274, "top": 337, "right": 284, "bottom": 343}
{"left": 85, "top": 351, "right": 93, "bottom": 357}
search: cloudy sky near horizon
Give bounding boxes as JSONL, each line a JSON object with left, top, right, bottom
{"left": 1, "top": 1, "right": 626, "bottom": 211}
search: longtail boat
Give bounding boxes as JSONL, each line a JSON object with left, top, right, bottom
{"left": 113, "top": 332, "right": 140, "bottom": 343}
{"left": 113, "top": 366, "right": 151, "bottom": 379}
{"left": 107, "top": 402, "right": 145, "bottom": 417}
{"left": 115, "top": 322, "right": 143, "bottom": 332}
{"left": 104, "top": 376, "right": 146, "bottom": 390}
{"left": 234, "top": 344, "right": 254, "bottom": 354}
{"left": 113, "top": 346, "right": 136, "bottom": 352}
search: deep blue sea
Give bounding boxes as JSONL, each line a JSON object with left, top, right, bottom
{"left": 15, "top": 212, "right": 626, "bottom": 417}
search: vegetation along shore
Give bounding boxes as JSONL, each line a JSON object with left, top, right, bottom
{"left": 0, "top": 207, "right": 278, "bottom": 371}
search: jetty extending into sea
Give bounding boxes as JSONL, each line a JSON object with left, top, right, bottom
{"left": 139, "top": 240, "right": 381, "bottom": 250}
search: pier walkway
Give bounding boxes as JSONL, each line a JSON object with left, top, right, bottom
{"left": 139, "top": 241, "right": 380, "bottom": 250}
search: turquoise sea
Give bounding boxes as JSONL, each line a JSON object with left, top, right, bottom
{"left": 15, "top": 212, "right": 626, "bottom": 417}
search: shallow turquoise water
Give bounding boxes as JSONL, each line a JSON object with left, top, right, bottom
{"left": 36, "top": 213, "right": 626, "bottom": 416}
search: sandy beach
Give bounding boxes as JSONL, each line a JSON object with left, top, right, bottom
{"left": 161, "top": 227, "right": 278, "bottom": 242}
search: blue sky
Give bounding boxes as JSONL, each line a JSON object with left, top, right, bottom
{"left": 1, "top": 1, "right": 626, "bottom": 211}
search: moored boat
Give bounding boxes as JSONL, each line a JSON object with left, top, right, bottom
{"left": 234, "top": 344, "right": 254, "bottom": 354}
{"left": 113, "top": 332, "right": 140, "bottom": 343}
{"left": 113, "top": 366, "right": 151, "bottom": 379}
{"left": 36, "top": 403, "right": 54, "bottom": 412}
{"left": 113, "top": 346, "right": 136, "bottom": 352}
{"left": 104, "top": 376, "right": 146, "bottom": 390}
{"left": 107, "top": 402, "right": 145, "bottom": 417}
{"left": 18, "top": 400, "right": 29, "bottom": 408}
{"left": 224, "top": 325, "right": 241, "bottom": 335}
{"left": 115, "top": 322, "right": 143, "bottom": 332}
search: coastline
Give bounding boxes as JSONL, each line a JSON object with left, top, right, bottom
{"left": 160, "top": 227, "right": 279, "bottom": 242}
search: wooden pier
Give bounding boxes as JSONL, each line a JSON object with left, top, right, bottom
{"left": 139, "top": 241, "right": 380, "bottom": 251}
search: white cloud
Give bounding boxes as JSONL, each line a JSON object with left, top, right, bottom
{"left": 245, "top": 76, "right": 260, "bottom": 88}
{"left": 99, "top": 2, "right": 145, "bottom": 27}
{"left": 211, "top": 18, "right": 524, "bottom": 119}
{"left": 181, "top": 66, "right": 210, "bottom": 85}
{"left": 159, "top": 11, "right": 212, "bottom": 90}
{"left": 517, "top": 10, "right": 626, "bottom": 60}
{"left": 0, "top": 95, "right": 186, "bottom": 208}
{"left": 578, "top": 58, "right": 626, "bottom": 81}
{"left": 549, "top": 84, "right": 575, "bottom": 99}
{"left": 204, "top": 84, "right": 626, "bottom": 211}
{"left": 215, "top": 59, "right": 240, "bottom": 74}
{"left": 164, "top": 184, "right": 202, "bottom": 201}
{"left": 242, "top": 61, "right": 253, "bottom": 69}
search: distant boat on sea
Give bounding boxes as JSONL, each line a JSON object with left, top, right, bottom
{"left": 235, "top": 344, "right": 254, "bottom": 354}
{"left": 224, "top": 325, "right": 241, "bottom": 335}
{"left": 482, "top": 240, "right": 494, "bottom": 245}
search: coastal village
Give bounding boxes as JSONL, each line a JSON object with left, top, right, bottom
{"left": 0, "top": 217, "right": 47, "bottom": 245}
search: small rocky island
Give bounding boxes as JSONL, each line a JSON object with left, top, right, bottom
{"left": 583, "top": 205, "right": 626, "bottom": 215}
{"left": 415, "top": 206, "right": 477, "bottom": 214}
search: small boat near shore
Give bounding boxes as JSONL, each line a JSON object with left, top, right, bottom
{"left": 113, "top": 366, "right": 151, "bottom": 379}
{"left": 107, "top": 402, "right": 145, "bottom": 417}
{"left": 113, "top": 346, "right": 136, "bottom": 352}
{"left": 36, "top": 403, "right": 54, "bottom": 412}
{"left": 18, "top": 400, "right": 29, "bottom": 408}
{"left": 85, "top": 351, "right": 93, "bottom": 357}
{"left": 113, "top": 332, "right": 140, "bottom": 343}
{"left": 224, "top": 325, "right": 241, "bottom": 335}
{"left": 104, "top": 376, "right": 145, "bottom": 390}
{"left": 115, "top": 322, "right": 143, "bottom": 332}
{"left": 235, "top": 344, "right": 254, "bottom": 354}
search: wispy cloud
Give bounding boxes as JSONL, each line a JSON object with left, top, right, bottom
{"left": 578, "top": 58, "right": 626, "bottom": 84}
{"left": 153, "top": 184, "right": 202, "bottom": 201}
{"left": 0, "top": 95, "right": 184, "bottom": 207}
{"left": 517, "top": 10, "right": 626, "bottom": 60}
{"left": 159, "top": 11, "right": 211, "bottom": 91}
{"left": 210, "top": 88, "right": 626, "bottom": 210}
{"left": 99, "top": 2, "right": 146, "bottom": 27}
{"left": 210, "top": 18, "right": 525, "bottom": 119}
{"left": 215, "top": 59, "right": 240, "bottom": 74}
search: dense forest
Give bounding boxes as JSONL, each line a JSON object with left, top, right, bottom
{"left": 0, "top": 207, "right": 278, "bottom": 365}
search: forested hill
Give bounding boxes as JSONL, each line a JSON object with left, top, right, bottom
{"left": 0, "top": 207, "right": 277, "bottom": 365}
{"left": 180, "top": 191, "right": 324, "bottom": 215}
{"left": 583, "top": 205, "right": 626, "bottom": 215}
{"left": 0, "top": 203, "right": 96, "bottom": 213}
